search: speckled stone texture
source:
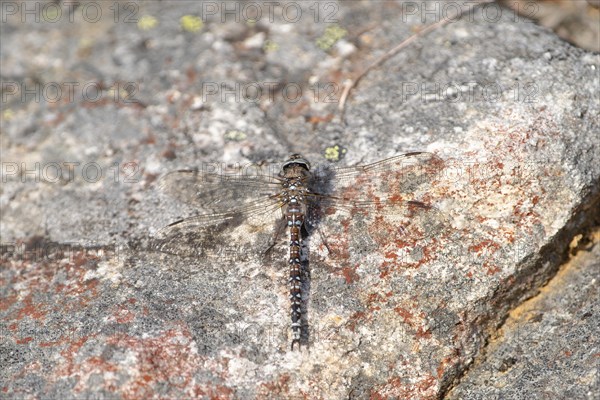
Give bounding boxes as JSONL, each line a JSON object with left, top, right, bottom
{"left": 447, "top": 237, "right": 599, "bottom": 400}
{"left": 1, "top": 1, "right": 599, "bottom": 399}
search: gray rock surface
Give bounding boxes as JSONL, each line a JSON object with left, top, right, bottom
{"left": 447, "top": 237, "right": 599, "bottom": 399}
{"left": 1, "top": 1, "right": 599, "bottom": 399}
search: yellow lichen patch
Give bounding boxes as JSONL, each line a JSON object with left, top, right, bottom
{"left": 137, "top": 15, "right": 158, "bottom": 31}
{"left": 2, "top": 109, "right": 14, "bottom": 121}
{"left": 107, "top": 86, "right": 128, "bottom": 102}
{"left": 316, "top": 25, "right": 347, "bottom": 50}
{"left": 263, "top": 40, "right": 279, "bottom": 52}
{"left": 224, "top": 130, "right": 248, "bottom": 142}
{"left": 78, "top": 37, "right": 94, "bottom": 50}
{"left": 180, "top": 15, "right": 203, "bottom": 32}
{"left": 324, "top": 145, "right": 347, "bottom": 161}
{"left": 44, "top": 5, "right": 60, "bottom": 21}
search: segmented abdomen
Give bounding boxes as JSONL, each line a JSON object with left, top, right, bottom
{"left": 287, "top": 203, "right": 304, "bottom": 350}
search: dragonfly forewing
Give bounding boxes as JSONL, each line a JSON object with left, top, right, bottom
{"left": 306, "top": 152, "right": 447, "bottom": 240}
{"left": 152, "top": 199, "right": 284, "bottom": 260}
{"left": 311, "top": 152, "right": 443, "bottom": 200}
{"left": 159, "top": 169, "right": 282, "bottom": 214}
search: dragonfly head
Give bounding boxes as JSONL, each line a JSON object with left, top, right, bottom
{"left": 283, "top": 154, "right": 311, "bottom": 172}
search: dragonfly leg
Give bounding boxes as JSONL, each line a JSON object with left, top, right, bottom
{"left": 315, "top": 225, "right": 334, "bottom": 257}
{"left": 263, "top": 218, "right": 287, "bottom": 259}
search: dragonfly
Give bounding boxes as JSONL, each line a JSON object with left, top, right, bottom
{"left": 152, "top": 152, "right": 446, "bottom": 350}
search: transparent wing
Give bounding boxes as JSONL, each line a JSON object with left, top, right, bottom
{"left": 311, "top": 152, "right": 444, "bottom": 202}
{"left": 307, "top": 152, "right": 447, "bottom": 240}
{"left": 152, "top": 197, "right": 284, "bottom": 259}
{"left": 307, "top": 195, "right": 447, "bottom": 240}
{"left": 158, "top": 167, "right": 283, "bottom": 214}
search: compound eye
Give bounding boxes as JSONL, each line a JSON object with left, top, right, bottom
{"left": 282, "top": 155, "right": 311, "bottom": 171}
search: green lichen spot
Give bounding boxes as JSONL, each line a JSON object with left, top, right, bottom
{"left": 316, "top": 25, "right": 347, "bottom": 50}
{"left": 324, "top": 145, "right": 347, "bottom": 161}
{"left": 263, "top": 40, "right": 279, "bottom": 52}
{"left": 2, "top": 109, "right": 14, "bottom": 121}
{"left": 180, "top": 15, "right": 203, "bottom": 33}
{"left": 44, "top": 6, "right": 59, "bottom": 20}
{"left": 224, "top": 130, "right": 248, "bottom": 142}
{"left": 138, "top": 15, "right": 158, "bottom": 31}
